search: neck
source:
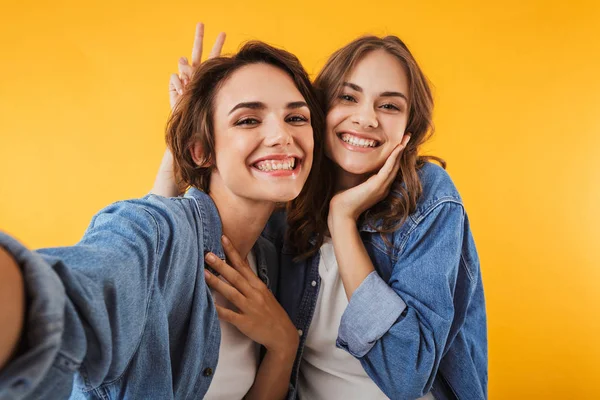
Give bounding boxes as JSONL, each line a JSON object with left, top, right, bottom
{"left": 208, "top": 175, "right": 276, "bottom": 260}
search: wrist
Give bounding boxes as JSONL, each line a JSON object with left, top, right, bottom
{"left": 265, "top": 328, "right": 299, "bottom": 363}
{"left": 328, "top": 211, "right": 357, "bottom": 235}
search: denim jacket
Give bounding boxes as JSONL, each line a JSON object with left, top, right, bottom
{"left": 0, "top": 188, "right": 278, "bottom": 400}
{"left": 265, "top": 162, "right": 488, "bottom": 400}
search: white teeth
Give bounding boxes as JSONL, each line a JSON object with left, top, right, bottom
{"left": 340, "top": 133, "right": 377, "bottom": 148}
{"left": 254, "top": 157, "right": 297, "bottom": 172}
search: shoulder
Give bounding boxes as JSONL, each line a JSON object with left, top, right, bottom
{"left": 412, "top": 162, "right": 464, "bottom": 221}
{"left": 91, "top": 194, "right": 210, "bottom": 244}
{"left": 388, "top": 163, "right": 466, "bottom": 250}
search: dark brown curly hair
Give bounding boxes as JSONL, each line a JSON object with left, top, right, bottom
{"left": 166, "top": 41, "right": 326, "bottom": 198}
{"left": 287, "top": 35, "right": 445, "bottom": 259}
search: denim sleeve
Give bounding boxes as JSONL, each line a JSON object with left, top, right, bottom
{"left": 337, "top": 271, "right": 407, "bottom": 354}
{"left": 0, "top": 199, "right": 164, "bottom": 400}
{"left": 336, "top": 202, "right": 465, "bottom": 399}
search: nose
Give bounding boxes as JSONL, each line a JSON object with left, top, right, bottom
{"left": 263, "top": 118, "right": 293, "bottom": 147}
{"left": 350, "top": 103, "right": 378, "bottom": 129}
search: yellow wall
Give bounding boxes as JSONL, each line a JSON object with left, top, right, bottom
{"left": 1, "top": 0, "right": 598, "bottom": 397}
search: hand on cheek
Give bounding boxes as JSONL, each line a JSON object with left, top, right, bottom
{"left": 328, "top": 133, "right": 411, "bottom": 229}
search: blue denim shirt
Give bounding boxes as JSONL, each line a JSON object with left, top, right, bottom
{"left": 0, "top": 188, "right": 278, "bottom": 400}
{"left": 265, "top": 162, "right": 488, "bottom": 400}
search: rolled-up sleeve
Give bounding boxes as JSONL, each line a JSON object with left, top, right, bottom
{"left": 337, "top": 271, "right": 407, "bottom": 357}
{"left": 335, "top": 202, "right": 466, "bottom": 399}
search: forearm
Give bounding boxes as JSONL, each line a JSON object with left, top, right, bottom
{"left": 329, "top": 216, "right": 375, "bottom": 299}
{"left": 0, "top": 246, "right": 25, "bottom": 370}
{"left": 245, "top": 348, "right": 296, "bottom": 400}
{"left": 151, "top": 149, "right": 181, "bottom": 197}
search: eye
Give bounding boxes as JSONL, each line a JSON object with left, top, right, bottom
{"left": 339, "top": 94, "right": 357, "bottom": 103}
{"left": 286, "top": 114, "right": 309, "bottom": 125}
{"left": 380, "top": 103, "right": 401, "bottom": 111}
{"left": 235, "top": 117, "right": 260, "bottom": 126}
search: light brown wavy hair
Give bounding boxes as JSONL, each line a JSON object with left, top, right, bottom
{"left": 166, "top": 41, "right": 326, "bottom": 198}
{"left": 288, "top": 35, "right": 445, "bottom": 259}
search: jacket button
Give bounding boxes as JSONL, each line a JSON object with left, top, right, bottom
{"left": 298, "top": 329, "right": 303, "bottom": 337}
{"left": 311, "top": 280, "right": 317, "bottom": 287}
{"left": 203, "top": 367, "right": 213, "bottom": 377}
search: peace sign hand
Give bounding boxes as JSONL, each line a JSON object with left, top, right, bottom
{"left": 168, "top": 22, "right": 226, "bottom": 109}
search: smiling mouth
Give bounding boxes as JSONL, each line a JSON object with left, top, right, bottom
{"left": 252, "top": 157, "right": 300, "bottom": 172}
{"left": 338, "top": 133, "right": 381, "bottom": 148}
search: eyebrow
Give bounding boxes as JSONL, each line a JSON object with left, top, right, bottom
{"left": 343, "top": 82, "right": 408, "bottom": 102}
{"left": 228, "top": 101, "right": 309, "bottom": 115}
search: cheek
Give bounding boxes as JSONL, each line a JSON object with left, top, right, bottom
{"left": 213, "top": 135, "right": 251, "bottom": 172}
{"left": 326, "top": 106, "right": 347, "bottom": 132}
{"left": 299, "top": 128, "right": 314, "bottom": 161}
{"left": 382, "top": 116, "right": 409, "bottom": 144}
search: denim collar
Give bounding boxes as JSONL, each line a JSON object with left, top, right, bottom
{"left": 185, "top": 187, "right": 226, "bottom": 260}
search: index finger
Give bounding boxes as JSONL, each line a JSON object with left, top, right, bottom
{"left": 381, "top": 134, "right": 411, "bottom": 186}
{"left": 191, "top": 22, "right": 204, "bottom": 67}
{"left": 222, "top": 236, "right": 262, "bottom": 285}
{"left": 378, "top": 143, "right": 403, "bottom": 178}
{"left": 205, "top": 253, "right": 253, "bottom": 296}
{"left": 208, "top": 32, "right": 226, "bottom": 59}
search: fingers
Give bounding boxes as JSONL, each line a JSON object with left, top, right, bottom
{"left": 385, "top": 133, "right": 411, "bottom": 172}
{"left": 169, "top": 73, "right": 183, "bottom": 95}
{"left": 191, "top": 22, "right": 204, "bottom": 67}
{"left": 381, "top": 133, "right": 411, "bottom": 188}
{"left": 205, "top": 253, "right": 252, "bottom": 296}
{"left": 214, "top": 304, "right": 241, "bottom": 325}
{"left": 378, "top": 143, "right": 403, "bottom": 179}
{"left": 400, "top": 132, "right": 411, "bottom": 149}
{"left": 208, "top": 32, "right": 226, "bottom": 59}
{"left": 204, "top": 269, "right": 246, "bottom": 309}
{"left": 169, "top": 74, "right": 183, "bottom": 110}
{"left": 178, "top": 57, "right": 193, "bottom": 86}
{"left": 221, "top": 236, "right": 260, "bottom": 284}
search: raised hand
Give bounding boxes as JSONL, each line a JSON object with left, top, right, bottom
{"left": 203, "top": 236, "right": 299, "bottom": 358}
{"left": 168, "top": 22, "right": 226, "bottom": 109}
{"left": 153, "top": 23, "right": 226, "bottom": 197}
{"left": 328, "top": 133, "right": 411, "bottom": 225}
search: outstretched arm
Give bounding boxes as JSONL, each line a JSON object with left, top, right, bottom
{"left": 0, "top": 199, "right": 173, "bottom": 399}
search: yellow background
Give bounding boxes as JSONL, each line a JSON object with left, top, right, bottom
{"left": 1, "top": 0, "right": 599, "bottom": 397}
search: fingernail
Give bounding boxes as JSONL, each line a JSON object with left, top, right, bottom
{"left": 221, "top": 235, "right": 229, "bottom": 245}
{"left": 205, "top": 253, "right": 215, "bottom": 263}
{"left": 204, "top": 270, "right": 211, "bottom": 279}
{"left": 179, "top": 56, "right": 188, "bottom": 64}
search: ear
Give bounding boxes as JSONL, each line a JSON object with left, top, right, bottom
{"left": 190, "top": 140, "right": 212, "bottom": 168}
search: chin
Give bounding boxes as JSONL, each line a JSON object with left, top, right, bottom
{"left": 261, "top": 186, "right": 303, "bottom": 203}
{"left": 335, "top": 158, "right": 378, "bottom": 176}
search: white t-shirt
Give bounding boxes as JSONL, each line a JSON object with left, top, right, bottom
{"left": 298, "top": 238, "right": 434, "bottom": 400}
{"left": 204, "top": 251, "right": 260, "bottom": 400}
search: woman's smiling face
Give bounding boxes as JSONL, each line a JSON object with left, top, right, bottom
{"left": 325, "top": 49, "right": 410, "bottom": 186}
{"left": 207, "top": 62, "right": 314, "bottom": 204}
